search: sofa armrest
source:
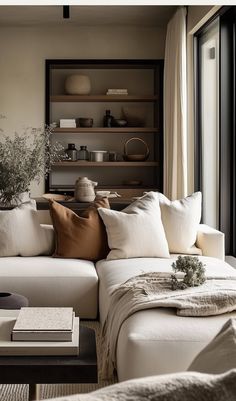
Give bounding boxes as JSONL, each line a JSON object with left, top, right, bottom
{"left": 196, "top": 224, "right": 225, "bottom": 260}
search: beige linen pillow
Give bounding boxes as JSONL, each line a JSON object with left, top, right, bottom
{"left": 188, "top": 318, "right": 236, "bottom": 374}
{"left": 98, "top": 192, "right": 170, "bottom": 260}
{"left": 157, "top": 192, "right": 202, "bottom": 254}
{"left": 0, "top": 201, "right": 54, "bottom": 256}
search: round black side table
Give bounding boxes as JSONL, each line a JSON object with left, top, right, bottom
{"left": 0, "top": 292, "right": 29, "bottom": 309}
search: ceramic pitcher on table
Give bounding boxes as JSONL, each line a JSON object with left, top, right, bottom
{"left": 74, "top": 177, "right": 98, "bottom": 202}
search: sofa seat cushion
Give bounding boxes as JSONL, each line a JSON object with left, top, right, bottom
{"left": 96, "top": 256, "right": 236, "bottom": 380}
{"left": 0, "top": 257, "right": 98, "bottom": 318}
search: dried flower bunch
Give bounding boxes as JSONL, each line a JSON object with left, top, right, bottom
{"left": 171, "top": 255, "right": 206, "bottom": 290}
{"left": 0, "top": 121, "right": 65, "bottom": 206}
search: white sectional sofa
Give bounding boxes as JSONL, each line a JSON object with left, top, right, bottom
{"left": 1, "top": 209, "right": 236, "bottom": 381}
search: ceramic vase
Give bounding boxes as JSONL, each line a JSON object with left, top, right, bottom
{"left": 74, "top": 177, "right": 97, "bottom": 202}
{"left": 65, "top": 74, "right": 91, "bottom": 95}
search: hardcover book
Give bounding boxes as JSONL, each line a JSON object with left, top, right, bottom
{"left": 13, "top": 307, "right": 74, "bottom": 331}
{"left": 12, "top": 312, "right": 75, "bottom": 342}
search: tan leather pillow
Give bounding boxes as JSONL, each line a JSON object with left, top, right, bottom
{"left": 49, "top": 198, "right": 110, "bottom": 260}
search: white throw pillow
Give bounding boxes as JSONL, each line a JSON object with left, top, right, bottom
{"left": 188, "top": 318, "right": 236, "bottom": 374}
{"left": 157, "top": 192, "right": 202, "bottom": 254}
{"left": 98, "top": 192, "right": 170, "bottom": 260}
{"left": 0, "top": 202, "right": 54, "bottom": 257}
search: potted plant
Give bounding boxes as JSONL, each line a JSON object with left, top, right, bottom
{"left": 0, "top": 122, "right": 66, "bottom": 208}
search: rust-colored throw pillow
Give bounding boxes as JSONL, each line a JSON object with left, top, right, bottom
{"left": 49, "top": 198, "right": 110, "bottom": 261}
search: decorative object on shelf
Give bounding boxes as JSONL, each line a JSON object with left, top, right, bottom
{"left": 123, "top": 137, "right": 150, "bottom": 161}
{"left": 50, "top": 122, "right": 58, "bottom": 129}
{"left": 77, "top": 145, "right": 89, "bottom": 161}
{"left": 60, "top": 119, "right": 76, "bottom": 128}
{"left": 0, "top": 121, "right": 66, "bottom": 207}
{"left": 171, "top": 256, "right": 206, "bottom": 291}
{"left": 90, "top": 150, "right": 107, "bottom": 162}
{"left": 122, "top": 106, "right": 147, "bottom": 127}
{"left": 74, "top": 177, "right": 98, "bottom": 202}
{"left": 112, "top": 119, "right": 128, "bottom": 127}
{"left": 96, "top": 190, "right": 110, "bottom": 198}
{"left": 103, "top": 110, "right": 114, "bottom": 128}
{"left": 65, "top": 74, "right": 91, "bottom": 95}
{"left": 65, "top": 143, "right": 78, "bottom": 161}
{"left": 106, "top": 89, "right": 128, "bottom": 95}
{"left": 77, "top": 118, "right": 93, "bottom": 128}
{"left": 108, "top": 151, "right": 117, "bottom": 162}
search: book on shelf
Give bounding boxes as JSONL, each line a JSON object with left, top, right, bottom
{"left": 0, "top": 315, "right": 80, "bottom": 356}
{"left": 60, "top": 119, "right": 76, "bottom": 128}
{"left": 12, "top": 307, "right": 74, "bottom": 342}
{"left": 106, "top": 89, "right": 128, "bottom": 95}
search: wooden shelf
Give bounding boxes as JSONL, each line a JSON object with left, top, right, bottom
{"left": 50, "top": 95, "right": 158, "bottom": 103}
{"left": 53, "top": 161, "right": 159, "bottom": 167}
{"left": 52, "top": 127, "right": 159, "bottom": 134}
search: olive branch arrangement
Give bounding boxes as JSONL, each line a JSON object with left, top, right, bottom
{"left": 171, "top": 256, "right": 206, "bottom": 290}
{"left": 0, "top": 116, "right": 66, "bottom": 206}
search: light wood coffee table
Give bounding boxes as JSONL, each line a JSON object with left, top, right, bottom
{"left": 0, "top": 325, "right": 97, "bottom": 400}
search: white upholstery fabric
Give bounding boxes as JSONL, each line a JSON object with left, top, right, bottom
{"left": 0, "top": 257, "right": 98, "bottom": 318}
{"left": 98, "top": 193, "right": 169, "bottom": 260}
{"left": 96, "top": 256, "right": 236, "bottom": 380}
{"left": 157, "top": 192, "right": 202, "bottom": 254}
{"left": 196, "top": 224, "right": 225, "bottom": 260}
{"left": 188, "top": 318, "right": 236, "bottom": 374}
{"left": 0, "top": 203, "right": 54, "bottom": 257}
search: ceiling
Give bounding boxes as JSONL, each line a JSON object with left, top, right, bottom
{"left": 0, "top": 6, "right": 177, "bottom": 27}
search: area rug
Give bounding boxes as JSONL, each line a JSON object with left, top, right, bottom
{"left": 0, "top": 321, "right": 117, "bottom": 401}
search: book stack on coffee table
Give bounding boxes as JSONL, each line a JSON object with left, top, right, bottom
{"left": 0, "top": 307, "right": 79, "bottom": 356}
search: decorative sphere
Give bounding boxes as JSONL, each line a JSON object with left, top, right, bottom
{"left": 65, "top": 74, "right": 91, "bottom": 95}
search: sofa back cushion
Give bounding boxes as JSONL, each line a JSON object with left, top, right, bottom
{"left": 0, "top": 201, "right": 54, "bottom": 256}
{"left": 157, "top": 192, "right": 202, "bottom": 255}
{"left": 49, "top": 198, "right": 110, "bottom": 261}
{"left": 98, "top": 192, "right": 170, "bottom": 260}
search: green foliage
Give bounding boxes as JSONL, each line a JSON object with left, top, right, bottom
{"left": 0, "top": 124, "right": 66, "bottom": 206}
{"left": 171, "top": 256, "right": 206, "bottom": 291}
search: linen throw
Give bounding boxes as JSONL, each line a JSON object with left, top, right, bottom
{"left": 101, "top": 272, "right": 236, "bottom": 379}
{"left": 47, "top": 370, "right": 236, "bottom": 401}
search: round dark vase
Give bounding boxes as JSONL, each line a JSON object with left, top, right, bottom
{"left": 0, "top": 292, "right": 29, "bottom": 309}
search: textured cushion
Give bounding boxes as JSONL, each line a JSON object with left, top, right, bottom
{"left": 0, "top": 201, "right": 54, "bottom": 257}
{"left": 98, "top": 193, "right": 169, "bottom": 260}
{"left": 50, "top": 198, "right": 110, "bottom": 261}
{"left": 96, "top": 256, "right": 236, "bottom": 380}
{"left": 157, "top": 192, "right": 202, "bottom": 254}
{"left": 0, "top": 257, "right": 98, "bottom": 318}
{"left": 188, "top": 318, "right": 236, "bottom": 374}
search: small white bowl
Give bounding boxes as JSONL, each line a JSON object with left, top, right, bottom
{"left": 96, "top": 191, "right": 111, "bottom": 198}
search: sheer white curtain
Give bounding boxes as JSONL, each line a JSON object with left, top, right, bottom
{"left": 164, "top": 7, "right": 187, "bottom": 200}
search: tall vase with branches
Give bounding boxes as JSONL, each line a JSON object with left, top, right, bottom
{"left": 0, "top": 122, "right": 66, "bottom": 207}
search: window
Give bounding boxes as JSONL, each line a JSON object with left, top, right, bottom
{"left": 198, "top": 20, "right": 219, "bottom": 229}
{"left": 195, "top": 7, "right": 236, "bottom": 255}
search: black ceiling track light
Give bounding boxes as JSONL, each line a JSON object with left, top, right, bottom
{"left": 63, "top": 6, "right": 70, "bottom": 19}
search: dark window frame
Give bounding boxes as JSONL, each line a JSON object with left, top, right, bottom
{"left": 194, "top": 6, "right": 236, "bottom": 255}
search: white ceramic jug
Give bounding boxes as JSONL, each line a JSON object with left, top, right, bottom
{"left": 74, "top": 177, "right": 98, "bottom": 202}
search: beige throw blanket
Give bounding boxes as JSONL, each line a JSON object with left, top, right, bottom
{"left": 101, "top": 272, "right": 236, "bottom": 379}
{"left": 46, "top": 370, "right": 236, "bottom": 401}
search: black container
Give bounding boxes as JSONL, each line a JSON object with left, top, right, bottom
{"left": 103, "top": 110, "right": 114, "bottom": 128}
{"left": 65, "top": 143, "right": 78, "bottom": 161}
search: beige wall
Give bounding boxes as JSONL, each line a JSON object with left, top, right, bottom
{"left": 0, "top": 24, "right": 166, "bottom": 196}
{"left": 186, "top": 5, "right": 221, "bottom": 194}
